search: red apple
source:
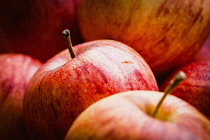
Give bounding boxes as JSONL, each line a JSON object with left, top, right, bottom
{"left": 0, "top": 53, "right": 42, "bottom": 140}
{"left": 0, "top": 0, "right": 83, "bottom": 62}
{"left": 65, "top": 90, "right": 210, "bottom": 140}
{"left": 78, "top": 0, "right": 210, "bottom": 77}
{"left": 193, "top": 32, "right": 210, "bottom": 62}
{"left": 23, "top": 33, "right": 159, "bottom": 140}
{"left": 160, "top": 60, "right": 210, "bottom": 119}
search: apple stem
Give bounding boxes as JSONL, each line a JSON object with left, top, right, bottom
{"left": 152, "top": 71, "right": 186, "bottom": 118}
{"left": 62, "top": 29, "right": 76, "bottom": 59}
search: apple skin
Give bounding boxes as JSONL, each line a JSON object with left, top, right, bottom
{"left": 0, "top": 53, "right": 42, "bottom": 140}
{"left": 78, "top": 0, "right": 210, "bottom": 77}
{"left": 193, "top": 32, "right": 210, "bottom": 62}
{"left": 23, "top": 40, "right": 159, "bottom": 140}
{"left": 160, "top": 60, "right": 210, "bottom": 119}
{"left": 65, "top": 91, "right": 210, "bottom": 140}
{"left": 0, "top": 0, "right": 83, "bottom": 62}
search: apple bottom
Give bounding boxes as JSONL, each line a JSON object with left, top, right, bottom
{"left": 66, "top": 91, "right": 210, "bottom": 140}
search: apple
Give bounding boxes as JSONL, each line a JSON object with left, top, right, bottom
{"left": 0, "top": 53, "right": 42, "bottom": 140}
{"left": 23, "top": 30, "right": 159, "bottom": 140}
{"left": 0, "top": 0, "right": 83, "bottom": 62}
{"left": 160, "top": 60, "right": 210, "bottom": 119}
{"left": 65, "top": 91, "right": 210, "bottom": 140}
{"left": 65, "top": 71, "right": 210, "bottom": 140}
{"left": 193, "top": 32, "right": 210, "bottom": 62}
{"left": 78, "top": 0, "right": 210, "bottom": 77}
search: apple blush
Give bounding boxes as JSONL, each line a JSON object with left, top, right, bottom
{"left": 0, "top": 53, "right": 42, "bottom": 140}
{"left": 23, "top": 29, "right": 159, "bottom": 140}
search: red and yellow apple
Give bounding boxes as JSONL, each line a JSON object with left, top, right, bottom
{"left": 0, "top": 53, "right": 42, "bottom": 140}
{"left": 65, "top": 90, "right": 210, "bottom": 140}
{"left": 23, "top": 38, "right": 158, "bottom": 140}
{"left": 78, "top": 0, "right": 210, "bottom": 77}
{"left": 160, "top": 60, "right": 210, "bottom": 119}
{"left": 0, "top": 0, "right": 83, "bottom": 62}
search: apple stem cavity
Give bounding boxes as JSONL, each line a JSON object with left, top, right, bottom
{"left": 152, "top": 71, "right": 186, "bottom": 118}
{"left": 62, "top": 29, "right": 76, "bottom": 59}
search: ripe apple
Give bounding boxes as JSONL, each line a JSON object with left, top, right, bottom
{"left": 65, "top": 92, "right": 210, "bottom": 139}
{"left": 0, "top": 0, "right": 83, "bottom": 62}
{"left": 23, "top": 30, "right": 159, "bottom": 140}
{"left": 193, "top": 32, "right": 210, "bottom": 62}
{"left": 160, "top": 60, "right": 210, "bottom": 119}
{"left": 0, "top": 53, "right": 42, "bottom": 140}
{"left": 78, "top": 0, "right": 210, "bottom": 77}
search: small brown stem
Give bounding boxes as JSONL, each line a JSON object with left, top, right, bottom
{"left": 62, "top": 29, "right": 76, "bottom": 59}
{"left": 152, "top": 71, "right": 186, "bottom": 118}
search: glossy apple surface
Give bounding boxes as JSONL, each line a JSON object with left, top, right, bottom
{"left": 0, "top": 0, "right": 83, "bottom": 62}
{"left": 0, "top": 53, "right": 42, "bottom": 140}
{"left": 78, "top": 0, "right": 210, "bottom": 76}
{"left": 65, "top": 91, "right": 210, "bottom": 140}
{"left": 160, "top": 60, "right": 210, "bottom": 119}
{"left": 23, "top": 40, "right": 158, "bottom": 140}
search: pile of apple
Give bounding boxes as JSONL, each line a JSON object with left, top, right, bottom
{"left": 0, "top": 0, "right": 210, "bottom": 140}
